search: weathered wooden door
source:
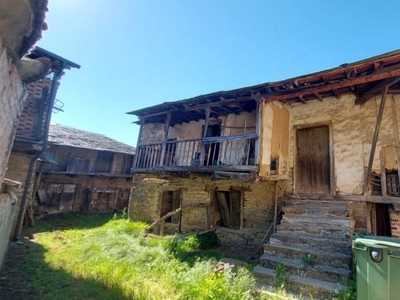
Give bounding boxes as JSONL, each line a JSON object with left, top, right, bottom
{"left": 296, "top": 126, "right": 330, "bottom": 194}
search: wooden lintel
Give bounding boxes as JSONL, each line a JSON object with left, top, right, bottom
{"left": 313, "top": 92, "right": 323, "bottom": 102}
{"left": 265, "top": 64, "right": 400, "bottom": 102}
{"left": 355, "top": 77, "right": 400, "bottom": 105}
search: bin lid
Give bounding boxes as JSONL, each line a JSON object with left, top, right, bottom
{"left": 353, "top": 235, "right": 400, "bottom": 248}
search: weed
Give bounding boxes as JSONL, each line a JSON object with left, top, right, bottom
{"left": 301, "top": 254, "right": 317, "bottom": 268}
{"left": 275, "top": 263, "right": 290, "bottom": 289}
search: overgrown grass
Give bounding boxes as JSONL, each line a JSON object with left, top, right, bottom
{"left": 22, "top": 213, "right": 259, "bottom": 299}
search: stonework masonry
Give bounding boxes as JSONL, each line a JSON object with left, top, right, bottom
{"left": 130, "top": 174, "right": 286, "bottom": 251}
{"left": 0, "top": 37, "right": 26, "bottom": 267}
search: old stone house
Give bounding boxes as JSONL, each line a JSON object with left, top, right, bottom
{"left": 128, "top": 49, "right": 400, "bottom": 294}
{"left": 34, "top": 124, "right": 135, "bottom": 214}
{"left": 5, "top": 48, "right": 80, "bottom": 241}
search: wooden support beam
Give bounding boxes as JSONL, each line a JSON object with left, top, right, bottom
{"left": 298, "top": 95, "right": 307, "bottom": 103}
{"left": 254, "top": 100, "right": 261, "bottom": 165}
{"left": 265, "top": 64, "right": 400, "bottom": 102}
{"left": 333, "top": 89, "right": 340, "bottom": 99}
{"left": 159, "top": 113, "right": 171, "bottom": 167}
{"left": 313, "top": 92, "right": 323, "bottom": 102}
{"left": 356, "top": 77, "right": 400, "bottom": 105}
{"left": 363, "top": 85, "right": 389, "bottom": 195}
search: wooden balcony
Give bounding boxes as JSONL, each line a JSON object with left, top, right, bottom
{"left": 133, "top": 133, "right": 258, "bottom": 173}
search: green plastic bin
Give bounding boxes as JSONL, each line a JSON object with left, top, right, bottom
{"left": 353, "top": 236, "right": 400, "bottom": 300}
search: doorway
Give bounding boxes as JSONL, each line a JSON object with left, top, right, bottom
{"left": 295, "top": 125, "right": 331, "bottom": 194}
{"left": 203, "top": 124, "right": 221, "bottom": 166}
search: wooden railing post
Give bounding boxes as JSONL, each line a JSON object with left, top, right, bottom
{"left": 159, "top": 113, "right": 171, "bottom": 167}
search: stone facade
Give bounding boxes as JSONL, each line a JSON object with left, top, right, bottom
{"left": 0, "top": 37, "right": 25, "bottom": 268}
{"left": 130, "top": 174, "right": 286, "bottom": 251}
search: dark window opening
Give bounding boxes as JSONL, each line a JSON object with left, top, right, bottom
{"left": 215, "top": 190, "right": 242, "bottom": 229}
{"left": 203, "top": 124, "right": 221, "bottom": 166}
{"left": 270, "top": 158, "right": 279, "bottom": 175}
{"left": 160, "top": 190, "right": 181, "bottom": 224}
{"left": 95, "top": 151, "right": 113, "bottom": 173}
{"left": 386, "top": 170, "right": 400, "bottom": 196}
{"left": 53, "top": 149, "right": 70, "bottom": 172}
{"left": 371, "top": 203, "right": 392, "bottom": 237}
{"left": 122, "top": 154, "right": 135, "bottom": 174}
{"left": 67, "top": 157, "right": 90, "bottom": 173}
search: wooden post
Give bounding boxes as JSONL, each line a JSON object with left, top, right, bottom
{"left": 132, "top": 119, "right": 145, "bottom": 170}
{"left": 254, "top": 99, "right": 262, "bottom": 165}
{"left": 273, "top": 181, "right": 278, "bottom": 233}
{"left": 159, "top": 113, "right": 171, "bottom": 167}
{"left": 363, "top": 86, "right": 389, "bottom": 195}
{"left": 201, "top": 107, "right": 211, "bottom": 166}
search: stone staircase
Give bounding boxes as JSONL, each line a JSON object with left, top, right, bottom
{"left": 253, "top": 195, "right": 353, "bottom": 298}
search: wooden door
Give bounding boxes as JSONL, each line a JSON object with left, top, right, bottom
{"left": 296, "top": 126, "right": 330, "bottom": 194}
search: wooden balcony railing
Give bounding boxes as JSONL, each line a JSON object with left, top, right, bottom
{"left": 133, "top": 133, "right": 257, "bottom": 172}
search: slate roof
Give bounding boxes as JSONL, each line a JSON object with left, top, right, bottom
{"left": 48, "top": 124, "right": 135, "bottom": 155}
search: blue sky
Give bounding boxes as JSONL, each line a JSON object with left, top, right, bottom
{"left": 39, "top": 0, "right": 400, "bottom": 147}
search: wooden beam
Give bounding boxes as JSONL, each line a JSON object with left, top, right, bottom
{"left": 159, "top": 113, "right": 171, "bottom": 167}
{"left": 356, "top": 77, "right": 400, "bottom": 105}
{"left": 363, "top": 85, "right": 389, "bottom": 194}
{"left": 254, "top": 100, "right": 261, "bottom": 165}
{"left": 333, "top": 89, "right": 340, "bottom": 99}
{"left": 314, "top": 92, "right": 323, "bottom": 102}
{"left": 265, "top": 64, "right": 400, "bottom": 102}
{"left": 298, "top": 95, "right": 307, "bottom": 103}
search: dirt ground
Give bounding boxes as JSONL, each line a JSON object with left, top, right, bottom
{"left": 0, "top": 230, "right": 38, "bottom": 300}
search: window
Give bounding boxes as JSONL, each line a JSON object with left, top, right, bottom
{"left": 215, "top": 190, "right": 242, "bottom": 229}
{"left": 95, "top": 151, "right": 113, "bottom": 173}
{"left": 67, "top": 157, "right": 90, "bottom": 173}
{"left": 160, "top": 190, "right": 181, "bottom": 224}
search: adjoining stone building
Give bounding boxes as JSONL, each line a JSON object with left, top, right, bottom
{"left": 128, "top": 49, "right": 400, "bottom": 294}
{"left": 5, "top": 49, "right": 80, "bottom": 241}
{"left": 34, "top": 124, "right": 135, "bottom": 214}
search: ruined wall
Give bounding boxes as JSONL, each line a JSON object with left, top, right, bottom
{"left": 288, "top": 93, "right": 400, "bottom": 195}
{"left": 129, "top": 174, "right": 285, "bottom": 251}
{"left": 259, "top": 102, "right": 290, "bottom": 178}
{"left": 0, "top": 188, "right": 17, "bottom": 268}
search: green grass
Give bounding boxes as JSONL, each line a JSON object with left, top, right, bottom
{"left": 21, "top": 213, "right": 260, "bottom": 300}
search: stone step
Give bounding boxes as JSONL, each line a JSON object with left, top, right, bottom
{"left": 281, "top": 214, "right": 351, "bottom": 226}
{"left": 270, "top": 232, "right": 352, "bottom": 255}
{"left": 282, "top": 205, "right": 349, "bottom": 217}
{"left": 253, "top": 265, "right": 347, "bottom": 298}
{"left": 263, "top": 243, "right": 352, "bottom": 269}
{"left": 277, "top": 222, "right": 351, "bottom": 238}
{"left": 259, "top": 254, "right": 351, "bottom": 283}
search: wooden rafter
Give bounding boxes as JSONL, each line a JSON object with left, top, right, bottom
{"left": 355, "top": 77, "right": 400, "bottom": 105}
{"left": 264, "top": 64, "right": 400, "bottom": 102}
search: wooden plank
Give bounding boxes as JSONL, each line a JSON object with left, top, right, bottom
{"left": 159, "top": 113, "right": 171, "bottom": 167}
{"left": 295, "top": 126, "right": 330, "bottom": 194}
{"left": 254, "top": 100, "right": 261, "bottom": 165}
{"left": 216, "top": 192, "right": 231, "bottom": 227}
{"left": 229, "top": 191, "right": 241, "bottom": 229}
{"left": 265, "top": 65, "right": 400, "bottom": 103}
{"left": 363, "top": 86, "right": 389, "bottom": 194}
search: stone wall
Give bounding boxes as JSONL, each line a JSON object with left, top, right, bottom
{"left": 0, "top": 189, "right": 17, "bottom": 268}
{"left": 130, "top": 174, "right": 286, "bottom": 251}
{"left": 288, "top": 93, "right": 400, "bottom": 195}
{"left": 0, "top": 37, "right": 25, "bottom": 268}
{"left": 0, "top": 38, "right": 25, "bottom": 185}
